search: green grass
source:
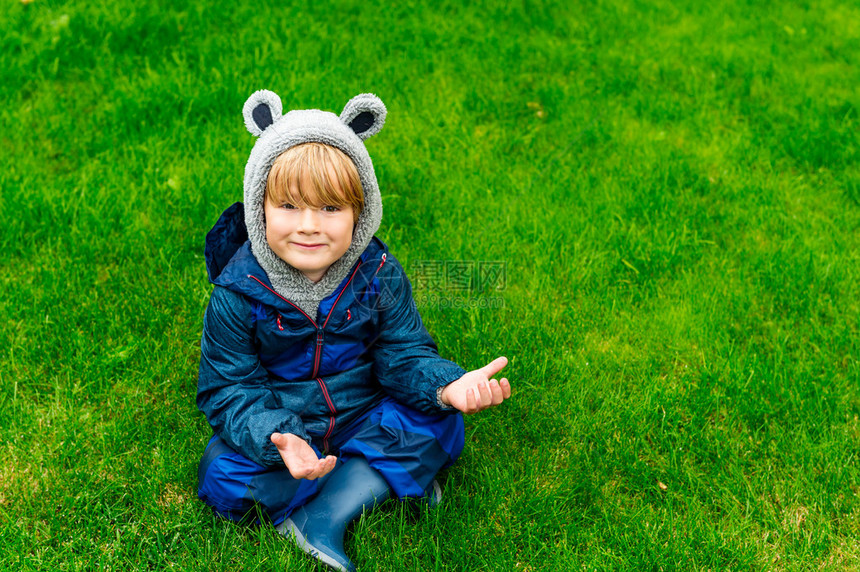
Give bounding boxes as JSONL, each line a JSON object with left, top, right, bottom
{"left": 2, "top": 0, "right": 859, "bottom": 569}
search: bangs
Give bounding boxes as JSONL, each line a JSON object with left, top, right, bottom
{"left": 266, "top": 143, "right": 364, "bottom": 219}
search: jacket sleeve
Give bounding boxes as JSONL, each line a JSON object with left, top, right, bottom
{"left": 197, "top": 285, "right": 309, "bottom": 467}
{"left": 370, "top": 255, "right": 466, "bottom": 413}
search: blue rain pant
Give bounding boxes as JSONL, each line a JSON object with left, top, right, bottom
{"left": 197, "top": 397, "right": 465, "bottom": 525}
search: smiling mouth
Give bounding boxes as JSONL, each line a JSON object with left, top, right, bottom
{"left": 292, "top": 243, "right": 325, "bottom": 249}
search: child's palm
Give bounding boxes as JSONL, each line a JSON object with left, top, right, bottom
{"left": 270, "top": 432, "right": 337, "bottom": 480}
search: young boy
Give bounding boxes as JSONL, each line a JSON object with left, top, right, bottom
{"left": 196, "top": 90, "right": 511, "bottom": 571}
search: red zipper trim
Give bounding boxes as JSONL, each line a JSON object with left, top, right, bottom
{"left": 311, "top": 329, "right": 324, "bottom": 378}
{"left": 314, "top": 262, "right": 362, "bottom": 449}
{"left": 309, "top": 262, "right": 364, "bottom": 378}
{"left": 247, "top": 274, "right": 325, "bottom": 378}
{"left": 247, "top": 275, "right": 318, "bottom": 327}
{"left": 322, "top": 262, "right": 363, "bottom": 329}
{"left": 316, "top": 377, "right": 336, "bottom": 412}
{"left": 248, "top": 263, "right": 363, "bottom": 453}
{"left": 323, "top": 417, "right": 336, "bottom": 453}
{"left": 316, "top": 377, "right": 337, "bottom": 453}
{"left": 374, "top": 253, "right": 387, "bottom": 275}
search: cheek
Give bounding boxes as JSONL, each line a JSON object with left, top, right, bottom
{"left": 340, "top": 219, "right": 355, "bottom": 244}
{"left": 265, "top": 212, "right": 290, "bottom": 237}
{"left": 265, "top": 218, "right": 278, "bottom": 240}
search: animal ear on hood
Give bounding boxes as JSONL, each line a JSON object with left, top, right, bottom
{"left": 242, "top": 90, "right": 283, "bottom": 137}
{"left": 339, "top": 93, "right": 387, "bottom": 140}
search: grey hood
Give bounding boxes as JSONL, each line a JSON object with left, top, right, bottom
{"left": 241, "top": 90, "right": 387, "bottom": 317}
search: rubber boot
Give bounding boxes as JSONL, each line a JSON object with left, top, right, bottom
{"left": 277, "top": 457, "right": 390, "bottom": 571}
{"left": 415, "top": 479, "right": 443, "bottom": 508}
{"left": 427, "top": 479, "right": 443, "bottom": 508}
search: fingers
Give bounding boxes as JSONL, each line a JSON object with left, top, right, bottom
{"left": 480, "top": 379, "right": 510, "bottom": 410}
{"left": 289, "top": 455, "right": 337, "bottom": 480}
{"left": 500, "top": 378, "right": 512, "bottom": 399}
{"left": 310, "top": 455, "right": 337, "bottom": 480}
{"left": 477, "top": 378, "right": 492, "bottom": 407}
{"left": 488, "top": 378, "right": 504, "bottom": 404}
{"left": 466, "top": 387, "right": 477, "bottom": 413}
{"left": 478, "top": 356, "right": 509, "bottom": 379}
{"left": 461, "top": 378, "right": 513, "bottom": 414}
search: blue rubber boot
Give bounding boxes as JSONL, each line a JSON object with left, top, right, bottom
{"left": 413, "top": 479, "right": 443, "bottom": 508}
{"left": 277, "top": 457, "right": 390, "bottom": 571}
{"left": 426, "top": 479, "right": 443, "bottom": 508}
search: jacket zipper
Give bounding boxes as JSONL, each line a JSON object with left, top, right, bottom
{"left": 248, "top": 275, "right": 318, "bottom": 326}
{"left": 247, "top": 262, "right": 364, "bottom": 454}
{"left": 375, "top": 253, "right": 387, "bottom": 274}
{"left": 316, "top": 377, "right": 337, "bottom": 452}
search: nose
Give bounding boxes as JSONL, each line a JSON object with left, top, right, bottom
{"left": 297, "top": 208, "right": 320, "bottom": 234}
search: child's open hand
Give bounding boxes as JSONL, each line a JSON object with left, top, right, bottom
{"left": 270, "top": 432, "right": 337, "bottom": 480}
{"left": 440, "top": 356, "right": 512, "bottom": 414}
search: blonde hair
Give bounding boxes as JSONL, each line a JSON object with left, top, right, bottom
{"left": 265, "top": 142, "right": 364, "bottom": 223}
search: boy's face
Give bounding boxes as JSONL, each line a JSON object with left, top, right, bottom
{"left": 264, "top": 180, "right": 355, "bottom": 283}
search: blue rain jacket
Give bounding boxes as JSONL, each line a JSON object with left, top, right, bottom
{"left": 197, "top": 203, "right": 465, "bottom": 468}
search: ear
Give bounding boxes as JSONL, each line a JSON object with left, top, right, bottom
{"left": 340, "top": 93, "right": 387, "bottom": 140}
{"left": 242, "top": 90, "right": 283, "bottom": 137}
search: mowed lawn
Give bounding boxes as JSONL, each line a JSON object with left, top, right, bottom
{"left": 2, "top": 0, "right": 859, "bottom": 570}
